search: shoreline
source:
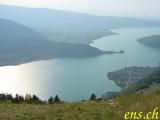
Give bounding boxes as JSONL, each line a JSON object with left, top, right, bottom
{"left": 0, "top": 51, "right": 122, "bottom": 67}
{"left": 87, "top": 31, "right": 118, "bottom": 45}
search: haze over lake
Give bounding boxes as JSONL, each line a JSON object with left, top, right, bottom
{"left": 1, "top": 27, "right": 160, "bottom": 102}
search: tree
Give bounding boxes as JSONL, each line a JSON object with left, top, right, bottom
{"left": 32, "top": 94, "right": 41, "bottom": 104}
{"left": 5, "top": 94, "right": 13, "bottom": 101}
{"left": 13, "top": 94, "right": 24, "bottom": 103}
{"left": 32, "top": 95, "right": 39, "bottom": 101}
{"left": 54, "top": 95, "right": 60, "bottom": 103}
{"left": 90, "top": 93, "right": 97, "bottom": 101}
{"left": 48, "top": 96, "right": 53, "bottom": 104}
{"left": 0, "top": 94, "right": 5, "bottom": 101}
{"left": 25, "top": 94, "right": 32, "bottom": 103}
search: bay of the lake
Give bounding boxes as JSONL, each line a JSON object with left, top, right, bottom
{"left": 0, "top": 27, "right": 160, "bottom": 102}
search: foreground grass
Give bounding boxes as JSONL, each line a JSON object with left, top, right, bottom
{"left": 0, "top": 88, "right": 160, "bottom": 120}
{"left": 0, "top": 101, "right": 121, "bottom": 120}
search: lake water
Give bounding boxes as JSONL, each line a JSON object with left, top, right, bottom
{"left": 0, "top": 27, "right": 160, "bottom": 102}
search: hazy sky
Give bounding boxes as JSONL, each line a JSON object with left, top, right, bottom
{"left": 0, "top": 0, "right": 160, "bottom": 20}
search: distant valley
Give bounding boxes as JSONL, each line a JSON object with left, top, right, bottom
{"left": 1, "top": 4, "right": 160, "bottom": 44}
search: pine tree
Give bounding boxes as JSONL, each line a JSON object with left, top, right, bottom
{"left": 13, "top": 94, "right": 24, "bottom": 103}
{"left": 90, "top": 93, "right": 97, "bottom": 101}
{"left": 25, "top": 94, "right": 32, "bottom": 103}
{"left": 32, "top": 94, "right": 41, "bottom": 104}
{"left": 54, "top": 95, "right": 60, "bottom": 103}
{"left": 48, "top": 96, "right": 53, "bottom": 104}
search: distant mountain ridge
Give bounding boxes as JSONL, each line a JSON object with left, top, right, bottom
{"left": 0, "top": 4, "right": 160, "bottom": 44}
{"left": 0, "top": 18, "right": 108, "bottom": 66}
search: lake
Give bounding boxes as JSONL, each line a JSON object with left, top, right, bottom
{"left": 0, "top": 27, "right": 160, "bottom": 102}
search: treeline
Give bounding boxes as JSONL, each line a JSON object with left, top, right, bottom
{"left": 0, "top": 94, "right": 61, "bottom": 104}
{"left": 0, "top": 93, "right": 98, "bottom": 104}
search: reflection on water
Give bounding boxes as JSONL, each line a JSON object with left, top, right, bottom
{"left": 0, "top": 59, "right": 120, "bottom": 102}
{"left": 0, "top": 66, "right": 20, "bottom": 94}
{"left": 0, "top": 61, "right": 55, "bottom": 98}
{"left": 0, "top": 27, "right": 160, "bottom": 102}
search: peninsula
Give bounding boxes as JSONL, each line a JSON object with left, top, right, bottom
{"left": 137, "top": 35, "right": 160, "bottom": 48}
{"left": 107, "top": 66, "right": 156, "bottom": 89}
{"left": 0, "top": 18, "right": 115, "bottom": 66}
